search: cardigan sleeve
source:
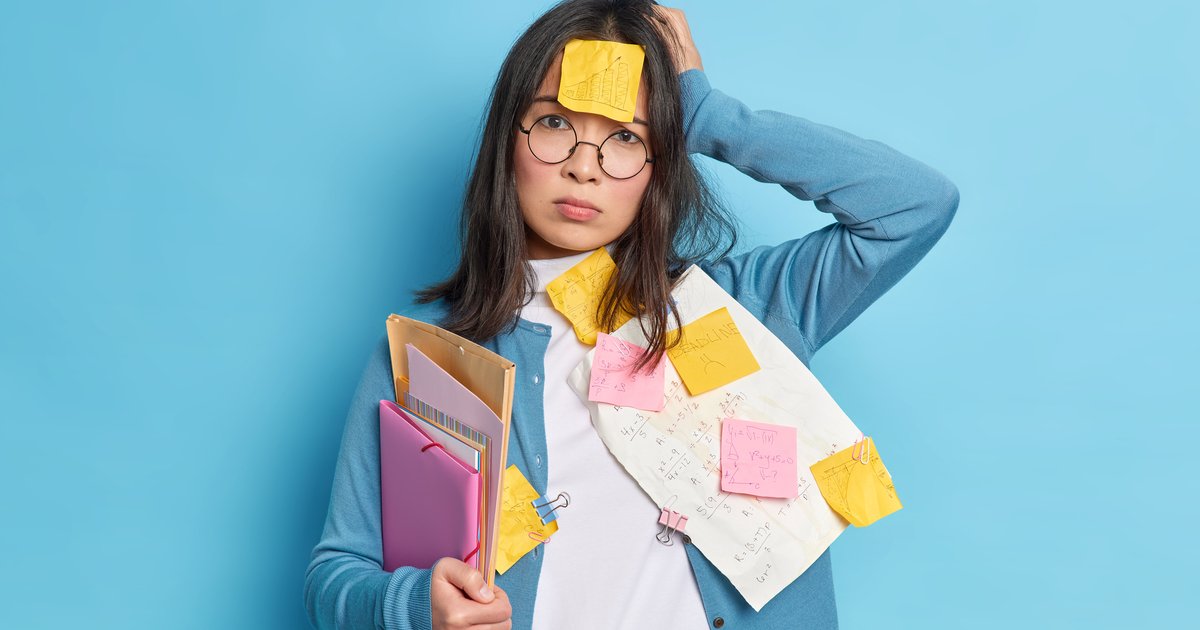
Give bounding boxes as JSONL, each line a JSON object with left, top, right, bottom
{"left": 683, "top": 69, "right": 959, "bottom": 359}
{"left": 304, "top": 336, "right": 435, "bottom": 630}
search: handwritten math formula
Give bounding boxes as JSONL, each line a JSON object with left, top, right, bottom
{"left": 568, "top": 266, "right": 864, "bottom": 610}
{"left": 599, "top": 371, "right": 828, "bottom": 608}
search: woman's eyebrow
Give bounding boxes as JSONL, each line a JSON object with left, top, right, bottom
{"left": 531, "top": 95, "right": 649, "bottom": 126}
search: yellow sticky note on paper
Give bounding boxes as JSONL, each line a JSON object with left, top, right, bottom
{"left": 810, "top": 438, "right": 903, "bottom": 528}
{"left": 558, "top": 39, "right": 645, "bottom": 122}
{"left": 666, "top": 307, "right": 761, "bottom": 396}
{"left": 546, "top": 248, "right": 632, "bottom": 345}
{"left": 496, "top": 465, "right": 558, "bottom": 575}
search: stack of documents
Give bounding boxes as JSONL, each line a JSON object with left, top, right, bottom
{"left": 379, "top": 315, "right": 515, "bottom": 586}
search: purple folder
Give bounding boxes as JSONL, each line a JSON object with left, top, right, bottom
{"left": 379, "top": 400, "right": 481, "bottom": 571}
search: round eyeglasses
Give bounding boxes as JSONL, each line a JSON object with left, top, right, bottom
{"left": 518, "top": 114, "right": 654, "bottom": 180}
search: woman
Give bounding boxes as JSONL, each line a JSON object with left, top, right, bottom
{"left": 305, "top": 2, "right": 958, "bottom": 629}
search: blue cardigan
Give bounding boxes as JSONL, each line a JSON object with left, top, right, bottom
{"left": 305, "top": 69, "right": 959, "bottom": 630}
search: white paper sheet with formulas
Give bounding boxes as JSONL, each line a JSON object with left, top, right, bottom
{"left": 567, "top": 265, "right": 863, "bottom": 611}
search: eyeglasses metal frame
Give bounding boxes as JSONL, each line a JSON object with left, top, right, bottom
{"left": 517, "top": 114, "right": 654, "bottom": 180}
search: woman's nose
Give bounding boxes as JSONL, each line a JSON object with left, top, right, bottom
{"left": 562, "top": 140, "right": 603, "bottom": 183}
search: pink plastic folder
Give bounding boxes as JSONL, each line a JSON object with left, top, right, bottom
{"left": 379, "top": 400, "right": 481, "bottom": 571}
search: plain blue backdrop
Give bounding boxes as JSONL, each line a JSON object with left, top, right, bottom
{"left": 2, "top": 1, "right": 1195, "bottom": 627}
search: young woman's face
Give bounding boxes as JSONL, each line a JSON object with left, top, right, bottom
{"left": 514, "top": 53, "right": 654, "bottom": 259}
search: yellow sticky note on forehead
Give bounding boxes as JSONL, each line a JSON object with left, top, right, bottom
{"left": 558, "top": 39, "right": 646, "bottom": 122}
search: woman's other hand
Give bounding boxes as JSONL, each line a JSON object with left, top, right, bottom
{"left": 430, "top": 558, "right": 513, "bottom": 630}
{"left": 653, "top": 5, "right": 703, "bottom": 74}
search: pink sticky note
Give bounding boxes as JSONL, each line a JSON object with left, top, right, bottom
{"left": 587, "top": 333, "right": 665, "bottom": 411}
{"left": 720, "top": 418, "right": 798, "bottom": 499}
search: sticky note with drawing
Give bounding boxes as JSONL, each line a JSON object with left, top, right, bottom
{"left": 720, "top": 418, "right": 798, "bottom": 499}
{"left": 546, "top": 248, "right": 632, "bottom": 345}
{"left": 558, "top": 39, "right": 646, "bottom": 122}
{"left": 496, "top": 464, "right": 558, "bottom": 574}
{"left": 666, "top": 306, "right": 761, "bottom": 396}
{"left": 810, "top": 437, "right": 902, "bottom": 528}
{"left": 588, "top": 332, "right": 665, "bottom": 411}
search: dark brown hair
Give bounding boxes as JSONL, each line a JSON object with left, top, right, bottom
{"left": 417, "top": 0, "right": 736, "bottom": 367}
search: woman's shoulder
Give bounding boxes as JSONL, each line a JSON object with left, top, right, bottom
{"left": 393, "top": 298, "right": 451, "bottom": 327}
{"left": 359, "top": 299, "right": 452, "bottom": 378}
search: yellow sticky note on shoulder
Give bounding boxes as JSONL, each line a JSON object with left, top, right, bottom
{"left": 496, "top": 465, "right": 558, "bottom": 575}
{"left": 810, "top": 438, "right": 903, "bottom": 528}
{"left": 666, "top": 307, "right": 761, "bottom": 396}
{"left": 558, "top": 39, "right": 645, "bottom": 122}
{"left": 546, "top": 248, "right": 632, "bottom": 345}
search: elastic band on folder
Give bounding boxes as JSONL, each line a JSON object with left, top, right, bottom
{"left": 420, "top": 442, "right": 446, "bottom": 453}
{"left": 462, "top": 542, "right": 480, "bottom": 564}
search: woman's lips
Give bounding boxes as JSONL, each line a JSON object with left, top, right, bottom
{"left": 554, "top": 198, "right": 601, "bottom": 221}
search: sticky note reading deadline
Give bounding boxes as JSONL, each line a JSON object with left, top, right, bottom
{"left": 588, "top": 333, "right": 666, "bottom": 411}
{"left": 810, "top": 438, "right": 902, "bottom": 528}
{"left": 546, "top": 248, "right": 632, "bottom": 345}
{"left": 558, "top": 39, "right": 646, "bottom": 122}
{"left": 666, "top": 307, "right": 760, "bottom": 396}
{"left": 496, "top": 465, "right": 558, "bottom": 575}
{"left": 720, "top": 418, "right": 798, "bottom": 499}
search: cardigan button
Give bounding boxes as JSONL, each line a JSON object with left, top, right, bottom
{"left": 713, "top": 617, "right": 725, "bottom": 628}
{"left": 533, "top": 374, "right": 541, "bottom": 384}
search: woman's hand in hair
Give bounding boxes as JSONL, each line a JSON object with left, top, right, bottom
{"left": 653, "top": 5, "right": 703, "bottom": 74}
{"left": 430, "top": 558, "right": 513, "bottom": 630}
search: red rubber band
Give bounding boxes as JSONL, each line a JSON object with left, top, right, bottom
{"left": 462, "top": 543, "right": 480, "bottom": 564}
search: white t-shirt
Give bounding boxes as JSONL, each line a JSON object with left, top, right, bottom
{"left": 523, "top": 251, "right": 709, "bottom": 630}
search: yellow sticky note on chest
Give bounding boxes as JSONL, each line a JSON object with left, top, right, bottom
{"left": 558, "top": 39, "right": 645, "bottom": 122}
{"left": 546, "top": 248, "right": 632, "bottom": 345}
{"left": 496, "top": 465, "right": 558, "bottom": 575}
{"left": 810, "top": 438, "right": 903, "bottom": 528}
{"left": 666, "top": 307, "right": 761, "bottom": 396}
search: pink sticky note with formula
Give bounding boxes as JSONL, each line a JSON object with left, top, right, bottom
{"left": 720, "top": 418, "right": 798, "bottom": 499}
{"left": 587, "top": 333, "right": 665, "bottom": 411}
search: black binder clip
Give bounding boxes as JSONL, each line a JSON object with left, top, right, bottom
{"left": 532, "top": 492, "right": 570, "bottom": 525}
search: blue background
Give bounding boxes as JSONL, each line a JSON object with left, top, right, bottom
{"left": 2, "top": 1, "right": 1195, "bottom": 627}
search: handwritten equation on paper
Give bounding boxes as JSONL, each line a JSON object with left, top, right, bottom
{"left": 721, "top": 418, "right": 798, "bottom": 499}
{"left": 608, "top": 375, "right": 823, "bottom": 608}
{"left": 545, "top": 248, "right": 632, "bottom": 345}
{"left": 588, "top": 333, "right": 665, "bottom": 411}
{"left": 568, "top": 266, "right": 862, "bottom": 611}
{"left": 666, "top": 307, "right": 761, "bottom": 396}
